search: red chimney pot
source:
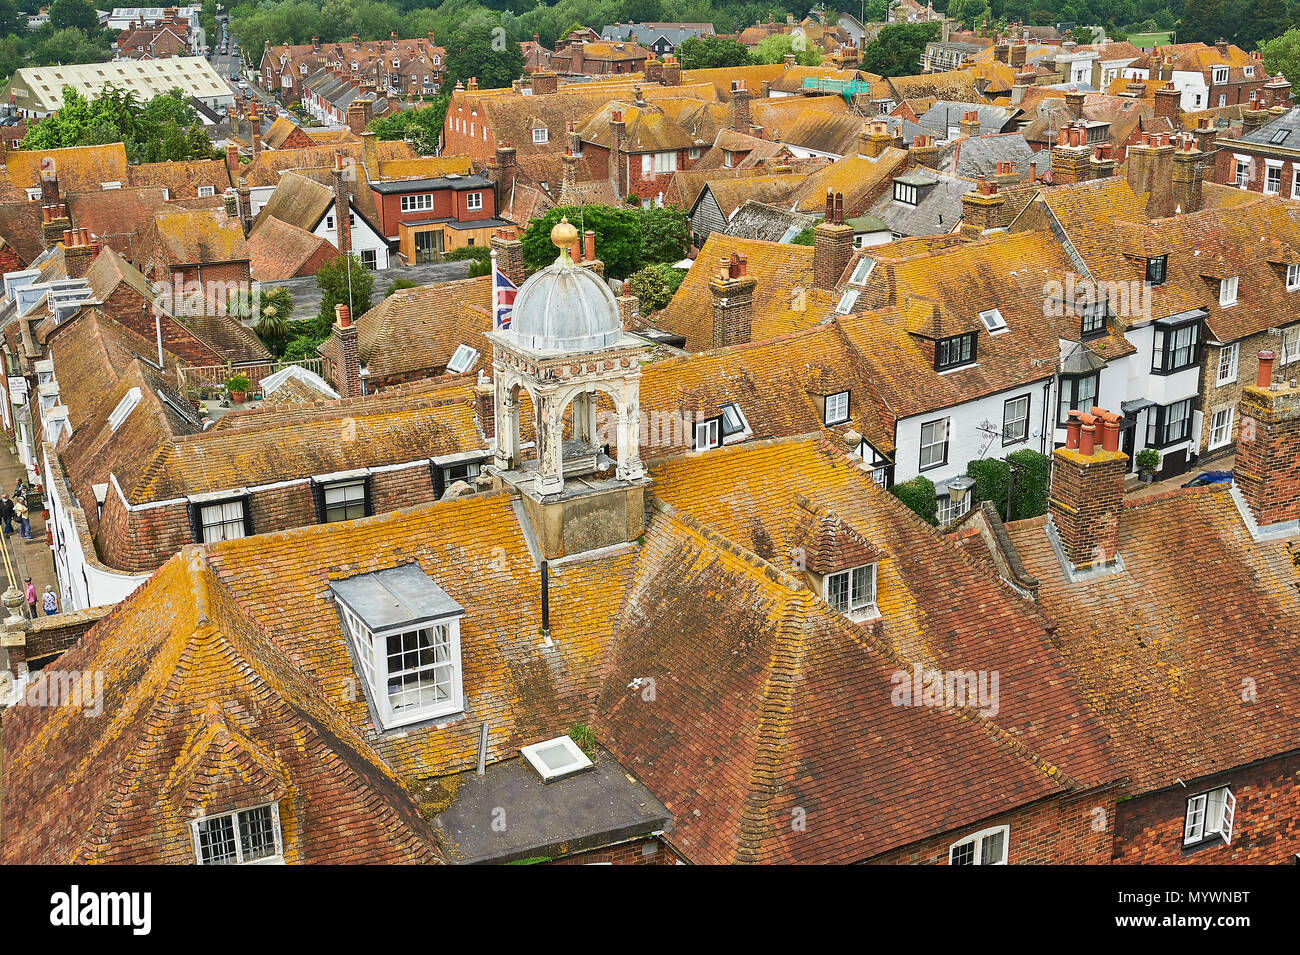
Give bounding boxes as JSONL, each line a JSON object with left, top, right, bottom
{"left": 1257, "top": 350, "right": 1276, "bottom": 387}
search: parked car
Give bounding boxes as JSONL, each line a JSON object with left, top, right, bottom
{"left": 1181, "top": 470, "right": 1233, "bottom": 488}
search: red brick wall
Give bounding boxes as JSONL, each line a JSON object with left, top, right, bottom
{"left": 548, "top": 836, "right": 680, "bottom": 865}
{"left": 374, "top": 187, "right": 495, "bottom": 240}
{"left": 98, "top": 285, "right": 223, "bottom": 365}
{"left": 1212, "top": 146, "right": 1296, "bottom": 196}
{"left": 1235, "top": 383, "right": 1300, "bottom": 527}
{"left": 443, "top": 103, "right": 496, "bottom": 164}
{"left": 1113, "top": 752, "right": 1300, "bottom": 864}
{"left": 4, "top": 606, "right": 113, "bottom": 672}
{"left": 868, "top": 790, "right": 1117, "bottom": 864}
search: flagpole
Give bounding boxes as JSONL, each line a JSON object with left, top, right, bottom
{"left": 490, "top": 248, "right": 498, "bottom": 328}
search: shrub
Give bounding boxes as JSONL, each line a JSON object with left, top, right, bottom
{"left": 1136, "top": 448, "right": 1161, "bottom": 473}
{"left": 967, "top": 450, "right": 1051, "bottom": 521}
{"left": 444, "top": 245, "right": 490, "bottom": 264}
{"left": 790, "top": 227, "right": 815, "bottom": 246}
{"left": 891, "top": 475, "right": 938, "bottom": 525}
{"left": 629, "top": 265, "right": 673, "bottom": 312}
{"left": 386, "top": 278, "right": 418, "bottom": 297}
{"left": 224, "top": 374, "right": 251, "bottom": 394}
{"left": 467, "top": 258, "right": 490, "bottom": 278}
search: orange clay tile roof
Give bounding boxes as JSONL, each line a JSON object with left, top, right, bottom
{"left": 4, "top": 143, "right": 129, "bottom": 193}
{"left": 701, "top": 172, "right": 802, "bottom": 219}
{"left": 637, "top": 321, "right": 894, "bottom": 457}
{"left": 147, "top": 207, "right": 250, "bottom": 265}
{"left": 0, "top": 550, "right": 441, "bottom": 863}
{"left": 375, "top": 155, "right": 476, "bottom": 182}
{"left": 129, "top": 380, "right": 485, "bottom": 502}
{"left": 1003, "top": 485, "right": 1300, "bottom": 795}
{"left": 789, "top": 148, "right": 909, "bottom": 213}
{"left": 778, "top": 109, "right": 868, "bottom": 156}
{"left": 0, "top": 200, "right": 50, "bottom": 264}
{"left": 237, "top": 140, "right": 417, "bottom": 188}
{"left": 253, "top": 170, "right": 333, "bottom": 232}
{"left": 318, "top": 275, "right": 492, "bottom": 383}
{"left": 578, "top": 99, "right": 730, "bottom": 153}
{"left": 680, "top": 62, "right": 787, "bottom": 99}
{"left": 248, "top": 214, "right": 338, "bottom": 281}
{"left": 651, "top": 234, "right": 834, "bottom": 351}
{"left": 63, "top": 186, "right": 170, "bottom": 260}
{"left": 125, "top": 159, "right": 232, "bottom": 198}
{"left": 888, "top": 68, "right": 990, "bottom": 104}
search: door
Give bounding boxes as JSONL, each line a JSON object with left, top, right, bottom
{"left": 1121, "top": 418, "right": 1136, "bottom": 470}
{"left": 414, "top": 229, "right": 442, "bottom": 264}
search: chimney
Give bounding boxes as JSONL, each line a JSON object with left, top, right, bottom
{"left": 1064, "top": 87, "right": 1085, "bottom": 118}
{"left": 710, "top": 252, "right": 757, "bottom": 348}
{"left": 346, "top": 99, "right": 371, "bottom": 136}
{"left": 531, "top": 70, "right": 558, "bottom": 95}
{"left": 1089, "top": 143, "right": 1116, "bottom": 180}
{"left": 812, "top": 191, "right": 853, "bottom": 292}
{"left": 993, "top": 40, "right": 1009, "bottom": 63}
{"left": 1154, "top": 81, "right": 1180, "bottom": 122}
{"left": 249, "top": 103, "right": 261, "bottom": 163}
{"left": 960, "top": 178, "right": 1006, "bottom": 237}
{"left": 41, "top": 203, "right": 71, "bottom": 249}
{"left": 1214, "top": 37, "right": 1229, "bottom": 57}
{"left": 908, "top": 133, "right": 939, "bottom": 169}
{"left": 1264, "top": 73, "right": 1293, "bottom": 109}
{"left": 609, "top": 109, "right": 627, "bottom": 197}
{"left": 993, "top": 159, "right": 1020, "bottom": 187}
{"left": 645, "top": 57, "right": 664, "bottom": 84}
{"left": 223, "top": 187, "right": 239, "bottom": 219}
{"left": 958, "top": 110, "right": 980, "bottom": 138}
{"left": 236, "top": 177, "right": 252, "bottom": 236}
{"left": 1234, "top": 355, "right": 1300, "bottom": 531}
{"left": 1050, "top": 123, "right": 1092, "bottom": 184}
{"left": 352, "top": 34, "right": 360, "bottom": 51}
{"left": 783, "top": 52, "right": 796, "bottom": 68}
{"left": 1192, "top": 117, "right": 1218, "bottom": 154}
{"left": 579, "top": 229, "right": 603, "bottom": 278}
{"left": 329, "top": 152, "right": 352, "bottom": 255}
{"left": 1009, "top": 39, "right": 1026, "bottom": 69}
{"left": 490, "top": 227, "right": 524, "bottom": 286}
{"left": 859, "top": 120, "right": 892, "bottom": 158}
{"left": 616, "top": 279, "right": 640, "bottom": 326}
{"left": 474, "top": 374, "right": 495, "bottom": 439}
{"left": 312, "top": 35, "right": 320, "bottom": 52}
{"left": 730, "top": 81, "right": 751, "bottom": 132}
{"left": 559, "top": 148, "right": 578, "bottom": 203}
{"left": 332, "top": 304, "right": 362, "bottom": 398}
{"left": 495, "top": 141, "right": 516, "bottom": 195}
{"left": 1241, "top": 91, "right": 1269, "bottom": 134}
{"left": 1048, "top": 408, "right": 1128, "bottom": 571}
{"left": 663, "top": 55, "right": 681, "bottom": 86}
{"left": 224, "top": 141, "right": 239, "bottom": 177}
{"left": 62, "top": 228, "right": 93, "bottom": 278}
{"left": 1125, "top": 132, "right": 1175, "bottom": 217}
{"left": 39, "top": 162, "right": 59, "bottom": 203}
{"left": 1171, "top": 135, "right": 1203, "bottom": 214}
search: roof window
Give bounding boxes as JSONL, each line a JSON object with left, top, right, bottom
{"left": 978, "top": 308, "right": 1006, "bottom": 333}
{"left": 446, "top": 344, "right": 479, "bottom": 374}
{"left": 108, "top": 386, "right": 142, "bottom": 432}
{"left": 521, "top": 735, "right": 594, "bottom": 783}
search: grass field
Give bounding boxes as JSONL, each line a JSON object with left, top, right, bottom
{"left": 1126, "top": 31, "right": 1175, "bottom": 48}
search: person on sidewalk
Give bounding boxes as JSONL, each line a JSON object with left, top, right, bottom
{"left": 42, "top": 586, "right": 58, "bottom": 616}
{"left": 24, "top": 577, "right": 36, "bottom": 619}
{"left": 0, "top": 494, "right": 13, "bottom": 536}
{"left": 14, "top": 497, "right": 31, "bottom": 540}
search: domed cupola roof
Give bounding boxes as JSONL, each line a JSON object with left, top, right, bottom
{"left": 507, "top": 218, "right": 623, "bottom": 354}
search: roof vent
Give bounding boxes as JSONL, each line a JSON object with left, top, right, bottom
{"left": 520, "top": 735, "right": 594, "bottom": 783}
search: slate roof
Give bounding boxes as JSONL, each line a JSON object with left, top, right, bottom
{"left": 862, "top": 168, "right": 973, "bottom": 237}
{"left": 725, "top": 199, "right": 815, "bottom": 243}
{"left": 917, "top": 100, "right": 1017, "bottom": 138}
{"left": 938, "top": 132, "right": 1036, "bottom": 182}
{"left": 1236, "top": 105, "right": 1300, "bottom": 148}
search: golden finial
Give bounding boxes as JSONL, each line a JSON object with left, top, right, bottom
{"left": 551, "top": 216, "right": 579, "bottom": 263}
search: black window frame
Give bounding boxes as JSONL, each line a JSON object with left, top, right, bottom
{"left": 312, "top": 476, "right": 373, "bottom": 524}
{"left": 693, "top": 415, "right": 723, "bottom": 450}
{"left": 1145, "top": 254, "right": 1167, "bottom": 286}
{"left": 1002, "top": 393, "right": 1031, "bottom": 446}
{"left": 934, "top": 333, "right": 977, "bottom": 372}
{"left": 1079, "top": 297, "right": 1108, "bottom": 340}
{"left": 1151, "top": 317, "right": 1201, "bottom": 375}
{"left": 1058, "top": 372, "right": 1100, "bottom": 427}
{"left": 187, "top": 495, "right": 253, "bottom": 544}
{"left": 1147, "top": 398, "right": 1194, "bottom": 449}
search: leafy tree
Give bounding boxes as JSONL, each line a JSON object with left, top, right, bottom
{"left": 386, "top": 278, "right": 419, "bottom": 296}
{"left": 890, "top": 475, "right": 939, "bottom": 525}
{"left": 19, "top": 86, "right": 212, "bottom": 163}
{"left": 521, "top": 204, "right": 642, "bottom": 277}
{"left": 1262, "top": 28, "right": 1300, "bottom": 86}
{"left": 443, "top": 244, "right": 491, "bottom": 264}
{"left": 675, "top": 34, "right": 754, "bottom": 69}
{"left": 316, "top": 253, "right": 374, "bottom": 326}
{"left": 48, "top": 0, "right": 98, "bottom": 32}
{"left": 30, "top": 26, "right": 112, "bottom": 67}
{"left": 753, "top": 33, "right": 823, "bottom": 66}
{"left": 1239, "top": 0, "right": 1290, "bottom": 50}
{"left": 629, "top": 265, "right": 673, "bottom": 311}
{"left": 1176, "top": 0, "right": 1224, "bottom": 45}
{"left": 0, "top": 36, "right": 25, "bottom": 87}
{"left": 368, "top": 92, "right": 449, "bottom": 155}
{"left": 862, "top": 23, "right": 941, "bottom": 78}
{"left": 444, "top": 16, "right": 523, "bottom": 90}
{"left": 966, "top": 450, "right": 1051, "bottom": 521}
{"left": 638, "top": 206, "right": 690, "bottom": 266}
{"left": 0, "top": 0, "right": 23, "bottom": 38}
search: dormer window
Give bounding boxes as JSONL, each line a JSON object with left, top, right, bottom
{"left": 1080, "top": 298, "right": 1107, "bottom": 338}
{"left": 935, "top": 333, "right": 976, "bottom": 371}
{"left": 894, "top": 180, "right": 918, "bottom": 205}
{"left": 1212, "top": 66, "right": 1228, "bottom": 85}
{"left": 192, "top": 803, "right": 283, "bottom": 865}
{"left": 331, "top": 565, "right": 465, "bottom": 730}
{"left": 1145, "top": 254, "right": 1167, "bottom": 286}
{"left": 719, "top": 402, "right": 750, "bottom": 440}
{"left": 694, "top": 415, "right": 722, "bottom": 450}
{"left": 1219, "top": 276, "right": 1238, "bottom": 307}
{"left": 1287, "top": 264, "right": 1300, "bottom": 290}
{"left": 824, "top": 563, "right": 876, "bottom": 616}
{"left": 824, "top": 391, "right": 850, "bottom": 425}
{"left": 532, "top": 127, "right": 548, "bottom": 144}
{"left": 1184, "top": 786, "right": 1235, "bottom": 847}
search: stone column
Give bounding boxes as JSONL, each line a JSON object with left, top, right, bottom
{"left": 534, "top": 394, "right": 565, "bottom": 495}
{"left": 616, "top": 394, "right": 644, "bottom": 481}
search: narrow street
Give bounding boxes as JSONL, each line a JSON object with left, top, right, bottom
{"left": 0, "top": 439, "right": 57, "bottom": 618}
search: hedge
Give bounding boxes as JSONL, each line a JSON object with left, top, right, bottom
{"left": 966, "top": 449, "right": 1051, "bottom": 521}
{"left": 890, "top": 475, "right": 938, "bottom": 525}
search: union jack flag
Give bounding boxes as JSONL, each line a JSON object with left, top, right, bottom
{"left": 493, "top": 256, "right": 517, "bottom": 330}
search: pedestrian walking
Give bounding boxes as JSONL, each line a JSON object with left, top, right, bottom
{"left": 0, "top": 494, "right": 13, "bottom": 536}
{"left": 14, "top": 497, "right": 31, "bottom": 540}
{"left": 42, "top": 586, "right": 58, "bottom": 616}
{"left": 24, "top": 577, "right": 36, "bottom": 619}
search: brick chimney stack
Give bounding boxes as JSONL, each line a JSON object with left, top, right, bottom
{"left": 1235, "top": 353, "right": 1300, "bottom": 531}
{"left": 1089, "top": 143, "right": 1116, "bottom": 180}
{"left": 663, "top": 55, "right": 681, "bottom": 85}
{"left": 1264, "top": 73, "right": 1293, "bottom": 109}
{"left": 249, "top": 102, "right": 261, "bottom": 163}
{"left": 710, "top": 252, "right": 757, "bottom": 348}
{"left": 609, "top": 109, "right": 627, "bottom": 197}
{"left": 616, "top": 278, "right": 640, "bottom": 326}
{"left": 495, "top": 141, "right": 516, "bottom": 194}
{"left": 1009, "top": 39, "right": 1026, "bottom": 69}
{"left": 1050, "top": 122, "right": 1093, "bottom": 184}
{"left": 346, "top": 99, "right": 371, "bottom": 136}
{"left": 39, "top": 162, "right": 59, "bottom": 203}
{"left": 62, "top": 228, "right": 94, "bottom": 278}
{"left": 41, "top": 202, "right": 71, "bottom": 249}
{"left": 1049, "top": 408, "right": 1128, "bottom": 571}
{"left": 730, "top": 80, "right": 751, "bottom": 132}
{"left": 332, "top": 304, "right": 362, "bottom": 398}
{"left": 1171, "top": 135, "right": 1204, "bottom": 214}
{"left": 531, "top": 70, "right": 558, "bottom": 95}
{"left": 960, "top": 177, "right": 1006, "bottom": 237}
{"left": 959, "top": 109, "right": 981, "bottom": 138}
{"left": 490, "top": 227, "right": 525, "bottom": 286}
{"left": 859, "top": 120, "right": 893, "bottom": 159}
{"left": 1125, "top": 131, "right": 1176, "bottom": 216}
{"left": 812, "top": 190, "right": 853, "bottom": 291}
{"left": 1154, "top": 81, "right": 1181, "bottom": 122}
{"left": 909, "top": 133, "right": 939, "bottom": 168}
{"left": 331, "top": 151, "right": 351, "bottom": 255}
{"left": 1192, "top": 116, "right": 1218, "bottom": 154}
{"left": 474, "top": 374, "right": 495, "bottom": 439}
{"left": 225, "top": 141, "right": 240, "bottom": 177}
{"left": 1241, "top": 90, "right": 1268, "bottom": 134}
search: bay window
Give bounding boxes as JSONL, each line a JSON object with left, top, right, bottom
{"left": 1058, "top": 372, "right": 1099, "bottom": 426}
{"left": 1147, "top": 398, "right": 1193, "bottom": 448}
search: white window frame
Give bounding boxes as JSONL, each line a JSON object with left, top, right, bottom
{"left": 1280, "top": 325, "right": 1300, "bottom": 364}
{"left": 979, "top": 308, "right": 1007, "bottom": 333}
{"left": 465, "top": 192, "right": 483, "bottom": 211}
{"left": 949, "top": 825, "right": 1008, "bottom": 865}
{"left": 641, "top": 151, "right": 677, "bottom": 175}
{"left": 338, "top": 603, "right": 465, "bottom": 729}
{"left": 823, "top": 563, "right": 877, "bottom": 616}
{"left": 1216, "top": 343, "right": 1238, "bottom": 386}
{"left": 918, "top": 417, "right": 949, "bottom": 471}
{"left": 1286, "top": 265, "right": 1300, "bottom": 291}
{"left": 1209, "top": 406, "right": 1234, "bottom": 449}
{"left": 1219, "top": 276, "right": 1238, "bottom": 307}
{"left": 1183, "top": 786, "right": 1235, "bottom": 847}
{"left": 1234, "top": 158, "right": 1250, "bottom": 188}
{"left": 400, "top": 193, "right": 433, "bottom": 213}
{"left": 1003, "top": 394, "right": 1030, "bottom": 444}
{"left": 824, "top": 391, "right": 850, "bottom": 425}
{"left": 1265, "top": 165, "right": 1282, "bottom": 196}
{"left": 532, "top": 126, "right": 548, "bottom": 144}
{"left": 1211, "top": 66, "right": 1228, "bottom": 85}
{"left": 191, "top": 803, "right": 283, "bottom": 865}
{"left": 197, "top": 185, "right": 215, "bottom": 197}
{"left": 108, "top": 386, "right": 142, "bottom": 431}
{"left": 694, "top": 417, "right": 721, "bottom": 450}
{"left": 200, "top": 499, "right": 246, "bottom": 543}
{"left": 446, "top": 344, "right": 479, "bottom": 374}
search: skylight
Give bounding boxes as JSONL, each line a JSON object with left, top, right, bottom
{"left": 719, "top": 402, "right": 749, "bottom": 437}
{"left": 849, "top": 257, "right": 875, "bottom": 285}
{"left": 979, "top": 308, "right": 1007, "bottom": 333}
{"left": 836, "top": 289, "right": 860, "bottom": 314}
{"left": 446, "top": 344, "right": 479, "bottom": 374}
{"left": 1269, "top": 129, "right": 1290, "bottom": 145}
{"left": 108, "top": 386, "right": 142, "bottom": 432}
{"left": 521, "top": 735, "right": 594, "bottom": 783}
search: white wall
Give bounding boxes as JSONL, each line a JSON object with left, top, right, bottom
{"left": 1171, "top": 70, "right": 1209, "bottom": 111}
{"left": 313, "top": 203, "right": 390, "bottom": 269}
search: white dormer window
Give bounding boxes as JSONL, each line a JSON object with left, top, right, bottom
{"left": 835, "top": 288, "right": 859, "bottom": 314}
{"left": 1244, "top": 65, "right": 1254, "bottom": 77}
{"left": 824, "top": 563, "right": 876, "bottom": 616}
{"left": 198, "top": 185, "right": 215, "bottom": 197}
{"left": 949, "top": 825, "right": 1008, "bottom": 865}
{"left": 1184, "top": 786, "right": 1235, "bottom": 846}
{"left": 108, "top": 386, "right": 142, "bottom": 431}
{"left": 825, "top": 391, "right": 850, "bottom": 425}
{"left": 979, "top": 308, "right": 1007, "bottom": 333}
{"left": 1212, "top": 66, "right": 1228, "bottom": 85}
{"left": 24, "top": 187, "right": 41, "bottom": 201}
{"left": 1288, "top": 264, "right": 1300, "bottom": 290}
{"left": 193, "top": 803, "right": 283, "bottom": 865}
{"left": 694, "top": 416, "right": 721, "bottom": 450}
{"left": 1219, "top": 275, "right": 1238, "bottom": 307}
{"left": 332, "top": 565, "right": 465, "bottom": 730}
{"left": 532, "top": 127, "right": 548, "bottom": 144}
{"left": 433, "top": 55, "right": 441, "bottom": 66}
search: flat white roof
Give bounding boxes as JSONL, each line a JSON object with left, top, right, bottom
{"left": 10, "top": 56, "right": 229, "bottom": 111}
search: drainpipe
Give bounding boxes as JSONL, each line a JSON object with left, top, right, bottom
{"left": 540, "top": 559, "right": 551, "bottom": 646}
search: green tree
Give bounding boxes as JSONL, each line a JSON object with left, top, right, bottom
{"left": 790, "top": 227, "right": 815, "bottom": 246}
{"left": 229, "top": 285, "right": 295, "bottom": 355}
{"left": 521, "top": 204, "right": 643, "bottom": 277}
{"left": 48, "top": 0, "right": 98, "bottom": 32}
{"left": 1177, "top": 0, "right": 1224, "bottom": 45}
{"left": 890, "top": 475, "right": 939, "bottom": 525}
{"left": 638, "top": 205, "right": 690, "bottom": 265}
{"left": 629, "top": 265, "right": 673, "bottom": 311}
{"left": 316, "top": 253, "right": 374, "bottom": 326}
{"left": 368, "top": 92, "right": 449, "bottom": 155}
{"left": 0, "top": 0, "right": 23, "bottom": 38}
{"left": 1239, "top": 0, "right": 1290, "bottom": 50}
{"left": 753, "top": 33, "right": 823, "bottom": 66}
{"left": 386, "top": 278, "right": 419, "bottom": 296}
{"left": 1261, "top": 27, "right": 1300, "bottom": 85}
{"left": 862, "top": 23, "right": 941, "bottom": 78}
{"left": 444, "top": 16, "right": 523, "bottom": 90}
{"left": 675, "top": 34, "right": 754, "bottom": 69}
